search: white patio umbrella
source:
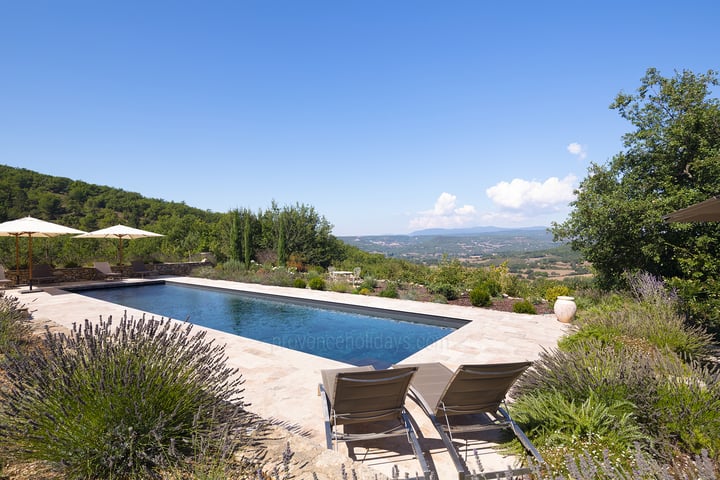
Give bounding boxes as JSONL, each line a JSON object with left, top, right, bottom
{"left": 75, "top": 224, "right": 164, "bottom": 265}
{"left": 0, "top": 216, "right": 86, "bottom": 290}
{"left": 663, "top": 195, "right": 720, "bottom": 223}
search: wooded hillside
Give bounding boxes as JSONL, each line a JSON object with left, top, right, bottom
{"left": 0, "top": 165, "right": 343, "bottom": 269}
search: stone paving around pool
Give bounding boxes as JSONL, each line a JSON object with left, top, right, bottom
{"left": 10, "top": 276, "right": 571, "bottom": 479}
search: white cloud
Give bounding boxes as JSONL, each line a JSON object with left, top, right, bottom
{"left": 408, "top": 178, "right": 578, "bottom": 232}
{"left": 567, "top": 142, "right": 587, "bottom": 160}
{"left": 486, "top": 175, "right": 577, "bottom": 210}
{"left": 432, "top": 192, "right": 459, "bottom": 215}
{"left": 408, "top": 192, "right": 477, "bottom": 230}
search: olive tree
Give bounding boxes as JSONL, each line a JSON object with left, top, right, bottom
{"left": 258, "top": 201, "right": 343, "bottom": 269}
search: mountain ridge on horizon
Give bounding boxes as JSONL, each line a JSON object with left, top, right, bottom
{"left": 409, "top": 225, "right": 549, "bottom": 236}
{"left": 340, "top": 225, "right": 550, "bottom": 237}
{"left": 338, "top": 226, "right": 559, "bottom": 260}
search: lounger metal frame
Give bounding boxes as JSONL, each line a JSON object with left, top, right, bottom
{"left": 405, "top": 362, "right": 544, "bottom": 480}
{"left": 94, "top": 261, "right": 121, "bottom": 280}
{"left": 319, "top": 367, "right": 431, "bottom": 478}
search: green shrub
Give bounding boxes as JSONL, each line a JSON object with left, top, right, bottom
{"left": 513, "top": 342, "right": 639, "bottom": 409}
{"left": 219, "top": 258, "right": 246, "bottom": 276}
{"left": 634, "top": 355, "right": 720, "bottom": 460}
{"left": 619, "top": 272, "right": 713, "bottom": 359}
{"left": 669, "top": 276, "right": 720, "bottom": 336}
{"left": 429, "top": 282, "right": 459, "bottom": 301}
{"left": 379, "top": 282, "right": 399, "bottom": 298}
{"left": 190, "top": 265, "right": 216, "bottom": 278}
{"left": 400, "top": 287, "right": 421, "bottom": 301}
{"left": 199, "top": 261, "right": 298, "bottom": 287}
{"left": 431, "top": 257, "right": 467, "bottom": 288}
{"left": 503, "top": 274, "right": 527, "bottom": 298}
{"left": 0, "top": 315, "right": 258, "bottom": 479}
{"left": 482, "top": 279, "right": 502, "bottom": 297}
{"left": 512, "top": 299, "right": 536, "bottom": 314}
{"left": 469, "top": 286, "right": 491, "bottom": 307}
{"left": 292, "top": 278, "right": 307, "bottom": 289}
{"left": 510, "top": 391, "right": 646, "bottom": 475}
{"left": 359, "top": 277, "right": 377, "bottom": 291}
{"left": 558, "top": 323, "right": 624, "bottom": 352}
{"left": 431, "top": 294, "right": 448, "bottom": 304}
{"left": 576, "top": 292, "right": 713, "bottom": 362}
{"left": 330, "top": 282, "right": 350, "bottom": 293}
{"left": 263, "top": 268, "right": 297, "bottom": 287}
{"left": 545, "top": 285, "right": 572, "bottom": 306}
{"left": 655, "top": 379, "right": 720, "bottom": 457}
{"left": 512, "top": 341, "right": 720, "bottom": 467}
{"left": 308, "top": 277, "right": 325, "bottom": 290}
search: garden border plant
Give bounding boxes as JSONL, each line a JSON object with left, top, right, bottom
{"left": 1, "top": 276, "right": 718, "bottom": 478}
{"left": 0, "top": 291, "right": 32, "bottom": 352}
{"left": 0, "top": 313, "right": 263, "bottom": 479}
{"left": 509, "top": 272, "right": 720, "bottom": 476}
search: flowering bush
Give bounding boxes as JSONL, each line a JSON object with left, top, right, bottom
{"left": 0, "top": 314, "right": 258, "bottom": 479}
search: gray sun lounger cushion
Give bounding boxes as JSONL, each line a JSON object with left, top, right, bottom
{"left": 131, "top": 260, "right": 158, "bottom": 278}
{"left": 414, "top": 362, "right": 532, "bottom": 417}
{"left": 0, "top": 265, "right": 11, "bottom": 288}
{"left": 94, "top": 261, "right": 121, "bottom": 280}
{"left": 400, "top": 361, "right": 541, "bottom": 480}
{"left": 32, "top": 263, "right": 56, "bottom": 284}
{"left": 322, "top": 365, "right": 414, "bottom": 425}
{"left": 319, "top": 365, "right": 430, "bottom": 477}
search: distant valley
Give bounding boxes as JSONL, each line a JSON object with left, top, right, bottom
{"left": 339, "top": 227, "right": 560, "bottom": 263}
{"left": 339, "top": 227, "right": 589, "bottom": 280}
{"left": 339, "top": 227, "right": 557, "bottom": 261}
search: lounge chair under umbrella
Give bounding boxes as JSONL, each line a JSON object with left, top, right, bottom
{"left": 0, "top": 216, "right": 86, "bottom": 291}
{"left": 75, "top": 224, "right": 163, "bottom": 265}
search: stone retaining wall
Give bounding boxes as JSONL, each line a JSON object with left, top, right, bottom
{"left": 4, "top": 262, "right": 208, "bottom": 287}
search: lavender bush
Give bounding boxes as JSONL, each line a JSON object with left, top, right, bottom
{"left": 578, "top": 272, "right": 713, "bottom": 361}
{"left": 0, "top": 292, "right": 31, "bottom": 352}
{"left": 0, "top": 313, "right": 260, "bottom": 479}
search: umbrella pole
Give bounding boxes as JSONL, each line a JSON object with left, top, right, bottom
{"left": 118, "top": 237, "right": 123, "bottom": 266}
{"left": 28, "top": 235, "right": 33, "bottom": 290}
{"left": 15, "top": 235, "right": 19, "bottom": 284}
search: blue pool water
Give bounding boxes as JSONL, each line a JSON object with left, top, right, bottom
{"left": 78, "top": 284, "right": 453, "bottom": 368}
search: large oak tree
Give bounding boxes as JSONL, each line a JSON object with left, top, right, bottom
{"left": 552, "top": 68, "right": 720, "bottom": 330}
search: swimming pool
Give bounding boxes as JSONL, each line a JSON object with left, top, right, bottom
{"left": 76, "top": 283, "right": 454, "bottom": 368}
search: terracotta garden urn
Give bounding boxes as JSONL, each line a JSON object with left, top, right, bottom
{"left": 553, "top": 296, "right": 577, "bottom": 323}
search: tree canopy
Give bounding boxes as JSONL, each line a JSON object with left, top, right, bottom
{"left": 552, "top": 68, "right": 720, "bottom": 329}
{"left": 0, "top": 165, "right": 345, "bottom": 270}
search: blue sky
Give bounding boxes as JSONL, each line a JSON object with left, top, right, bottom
{"left": 1, "top": 1, "right": 718, "bottom": 236}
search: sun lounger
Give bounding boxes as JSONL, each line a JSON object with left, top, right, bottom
{"left": 31, "top": 263, "right": 56, "bottom": 284}
{"left": 131, "top": 260, "right": 158, "bottom": 278}
{"left": 0, "top": 265, "right": 12, "bottom": 288}
{"left": 94, "top": 261, "right": 121, "bottom": 280}
{"left": 318, "top": 365, "right": 430, "bottom": 477}
{"left": 401, "top": 361, "right": 542, "bottom": 479}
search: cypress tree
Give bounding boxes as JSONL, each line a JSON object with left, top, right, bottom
{"left": 277, "top": 212, "right": 286, "bottom": 266}
{"left": 243, "top": 213, "right": 251, "bottom": 269}
{"left": 229, "top": 209, "right": 241, "bottom": 262}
